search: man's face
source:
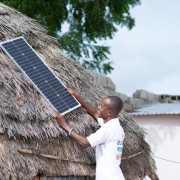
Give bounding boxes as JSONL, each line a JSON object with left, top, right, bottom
{"left": 97, "top": 98, "right": 111, "bottom": 119}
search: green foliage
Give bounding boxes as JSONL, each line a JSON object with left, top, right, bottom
{"left": 2, "top": 0, "right": 140, "bottom": 74}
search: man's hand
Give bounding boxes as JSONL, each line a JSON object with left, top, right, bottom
{"left": 67, "top": 87, "right": 77, "bottom": 97}
{"left": 56, "top": 112, "right": 70, "bottom": 131}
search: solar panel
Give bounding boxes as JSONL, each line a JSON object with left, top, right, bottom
{"left": 0, "top": 37, "right": 81, "bottom": 115}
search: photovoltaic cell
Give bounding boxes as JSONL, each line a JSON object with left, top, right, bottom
{"left": 0, "top": 37, "right": 81, "bottom": 115}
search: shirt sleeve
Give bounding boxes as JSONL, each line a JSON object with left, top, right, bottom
{"left": 87, "top": 122, "right": 109, "bottom": 147}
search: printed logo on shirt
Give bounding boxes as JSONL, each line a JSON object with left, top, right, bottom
{"left": 117, "top": 140, "right": 123, "bottom": 146}
{"left": 116, "top": 154, "right": 120, "bottom": 160}
{"left": 117, "top": 147, "right": 123, "bottom": 152}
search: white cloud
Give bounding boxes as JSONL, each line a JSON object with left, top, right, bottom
{"left": 107, "top": 0, "right": 180, "bottom": 96}
{"left": 147, "top": 74, "right": 180, "bottom": 95}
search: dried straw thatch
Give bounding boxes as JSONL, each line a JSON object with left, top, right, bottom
{"left": 0, "top": 3, "right": 159, "bottom": 180}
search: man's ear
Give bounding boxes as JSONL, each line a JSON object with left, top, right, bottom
{"left": 108, "top": 109, "right": 112, "bottom": 116}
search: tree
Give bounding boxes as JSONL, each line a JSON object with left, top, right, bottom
{"left": 2, "top": 0, "right": 140, "bottom": 74}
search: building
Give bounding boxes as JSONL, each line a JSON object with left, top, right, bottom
{"left": 130, "top": 103, "right": 180, "bottom": 180}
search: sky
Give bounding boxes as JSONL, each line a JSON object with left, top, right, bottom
{"left": 107, "top": 0, "right": 180, "bottom": 97}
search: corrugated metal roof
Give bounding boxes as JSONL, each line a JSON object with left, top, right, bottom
{"left": 129, "top": 103, "right": 180, "bottom": 115}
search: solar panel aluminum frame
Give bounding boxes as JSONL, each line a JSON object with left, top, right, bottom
{"left": 0, "top": 36, "right": 81, "bottom": 115}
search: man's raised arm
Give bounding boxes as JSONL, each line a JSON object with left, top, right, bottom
{"left": 67, "top": 88, "right": 98, "bottom": 121}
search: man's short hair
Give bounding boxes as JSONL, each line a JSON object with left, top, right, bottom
{"left": 107, "top": 96, "right": 123, "bottom": 115}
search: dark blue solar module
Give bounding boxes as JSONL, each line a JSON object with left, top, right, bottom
{"left": 0, "top": 37, "right": 81, "bottom": 115}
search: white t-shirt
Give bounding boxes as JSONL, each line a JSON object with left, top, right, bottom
{"left": 87, "top": 118, "right": 125, "bottom": 180}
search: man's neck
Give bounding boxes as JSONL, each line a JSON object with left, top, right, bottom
{"left": 104, "top": 116, "right": 117, "bottom": 123}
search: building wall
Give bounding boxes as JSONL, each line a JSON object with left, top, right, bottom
{"left": 133, "top": 114, "right": 180, "bottom": 180}
{"left": 90, "top": 72, "right": 180, "bottom": 112}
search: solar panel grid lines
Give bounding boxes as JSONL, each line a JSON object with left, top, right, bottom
{"left": 0, "top": 36, "right": 81, "bottom": 115}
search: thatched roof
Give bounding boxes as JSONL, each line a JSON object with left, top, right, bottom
{"left": 0, "top": 3, "right": 159, "bottom": 180}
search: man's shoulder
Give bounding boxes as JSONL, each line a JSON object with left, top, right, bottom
{"left": 97, "top": 118, "right": 104, "bottom": 126}
{"left": 108, "top": 118, "right": 124, "bottom": 134}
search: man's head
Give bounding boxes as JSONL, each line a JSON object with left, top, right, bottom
{"left": 97, "top": 96, "right": 123, "bottom": 121}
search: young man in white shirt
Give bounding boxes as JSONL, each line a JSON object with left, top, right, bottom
{"left": 56, "top": 88, "right": 125, "bottom": 180}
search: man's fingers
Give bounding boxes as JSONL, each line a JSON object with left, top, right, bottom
{"left": 56, "top": 112, "right": 62, "bottom": 119}
{"left": 67, "top": 88, "right": 75, "bottom": 96}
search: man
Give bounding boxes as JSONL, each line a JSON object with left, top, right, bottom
{"left": 56, "top": 88, "right": 125, "bottom": 180}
